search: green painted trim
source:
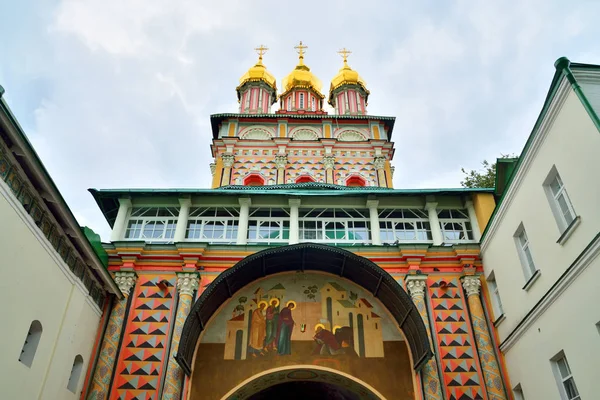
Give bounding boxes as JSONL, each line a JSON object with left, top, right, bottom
{"left": 555, "top": 57, "right": 600, "bottom": 133}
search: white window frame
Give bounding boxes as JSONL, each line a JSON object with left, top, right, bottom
{"left": 299, "top": 208, "right": 371, "bottom": 245}
{"left": 543, "top": 167, "right": 577, "bottom": 234}
{"left": 185, "top": 207, "right": 239, "bottom": 244}
{"left": 311, "top": 97, "right": 316, "bottom": 111}
{"left": 438, "top": 209, "right": 474, "bottom": 243}
{"left": 378, "top": 209, "right": 432, "bottom": 243}
{"left": 514, "top": 224, "right": 537, "bottom": 281}
{"left": 124, "top": 207, "right": 179, "bottom": 243}
{"left": 247, "top": 208, "right": 290, "bottom": 244}
{"left": 286, "top": 97, "right": 292, "bottom": 111}
{"left": 551, "top": 352, "right": 581, "bottom": 400}
{"left": 486, "top": 271, "right": 504, "bottom": 320}
{"left": 299, "top": 93, "right": 305, "bottom": 109}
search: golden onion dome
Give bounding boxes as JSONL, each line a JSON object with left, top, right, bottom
{"left": 281, "top": 41, "right": 324, "bottom": 99}
{"left": 237, "top": 45, "right": 277, "bottom": 95}
{"left": 328, "top": 48, "right": 370, "bottom": 105}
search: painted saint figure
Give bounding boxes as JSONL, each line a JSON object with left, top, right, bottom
{"left": 313, "top": 324, "right": 343, "bottom": 356}
{"left": 248, "top": 301, "right": 267, "bottom": 356}
{"left": 276, "top": 301, "right": 296, "bottom": 355}
{"left": 264, "top": 298, "right": 280, "bottom": 351}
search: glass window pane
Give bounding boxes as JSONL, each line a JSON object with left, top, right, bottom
{"left": 564, "top": 378, "right": 579, "bottom": 398}
{"left": 550, "top": 176, "right": 562, "bottom": 196}
{"left": 557, "top": 357, "right": 570, "bottom": 378}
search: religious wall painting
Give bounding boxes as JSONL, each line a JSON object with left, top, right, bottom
{"left": 193, "top": 273, "right": 414, "bottom": 400}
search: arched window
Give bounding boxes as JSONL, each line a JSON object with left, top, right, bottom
{"left": 295, "top": 175, "right": 315, "bottom": 184}
{"left": 243, "top": 174, "right": 265, "bottom": 186}
{"left": 19, "top": 320, "right": 42, "bottom": 368}
{"left": 67, "top": 355, "right": 84, "bottom": 393}
{"left": 346, "top": 176, "right": 366, "bottom": 187}
{"left": 287, "top": 97, "right": 292, "bottom": 111}
{"left": 311, "top": 97, "right": 316, "bottom": 111}
{"left": 299, "top": 93, "right": 305, "bottom": 109}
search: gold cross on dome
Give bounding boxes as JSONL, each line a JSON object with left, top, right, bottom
{"left": 295, "top": 41, "right": 308, "bottom": 59}
{"left": 254, "top": 44, "right": 268, "bottom": 61}
{"left": 338, "top": 48, "right": 352, "bottom": 63}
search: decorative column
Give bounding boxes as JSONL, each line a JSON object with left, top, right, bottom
{"left": 173, "top": 197, "right": 191, "bottom": 242}
{"left": 390, "top": 165, "right": 395, "bottom": 179}
{"left": 220, "top": 154, "right": 235, "bottom": 186}
{"left": 236, "top": 197, "right": 251, "bottom": 245}
{"left": 374, "top": 157, "right": 387, "bottom": 187}
{"left": 161, "top": 272, "right": 200, "bottom": 400}
{"left": 275, "top": 154, "right": 287, "bottom": 185}
{"left": 110, "top": 197, "right": 132, "bottom": 242}
{"left": 405, "top": 275, "right": 443, "bottom": 400}
{"left": 366, "top": 199, "right": 381, "bottom": 245}
{"left": 464, "top": 199, "right": 482, "bottom": 241}
{"left": 461, "top": 276, "right": 507, "bottom": 400}
{"left": 425, "top": 201, "right": 443, "bottom": 245}
{"left": 209, "top": 163, "right": 216, "bottom": 178}
{"left": 323, "top": 156, "right": 335, "bottom": 184}
{"left": 87, "top": 272, "right": 136, "bottom": 400}
{"left": 288, "top": 198, "right": 301, "bottom": 244}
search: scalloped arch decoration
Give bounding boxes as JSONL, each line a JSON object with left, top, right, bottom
{"left": 337, "top": 130, "right": 367, "bottom": 142}
{"left": 291, "top": 129, "right": 319, "bottom": 141}
{"left": 241, "top": 128, "right": 273, "bottom": 140}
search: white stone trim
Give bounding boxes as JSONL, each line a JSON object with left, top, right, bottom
{"left": 500, "top": 233, "right": 600, "bottom": 352}
{"left": 480, "top": 77, "right": 571, "bottom": 253}
{"left": 0, "top": 179, "right": 102, "bottom": 316}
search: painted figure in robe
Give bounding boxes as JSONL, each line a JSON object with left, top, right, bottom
{"left": 264, "top": 298, "right": 280, "bottom": 351}
{"left": 276, "top": 301, "right": 296, "bottom": 355}
{"left": 248, "top": 301, "right": 267, "bottom": 356}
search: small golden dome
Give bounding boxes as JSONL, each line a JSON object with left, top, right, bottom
{"left": 281, "top": 41, "right": 324, "bottom": 98}
{"left": 328, "top": 48, "right": 369, "bottom": 105}
{"left": 237, "top": 45, "right": 277, "bottom": 93}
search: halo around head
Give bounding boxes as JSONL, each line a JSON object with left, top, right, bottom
{"left": 333, "top": 325, "right": 342, "bottom": 333}
{"left": 269, "top": 297, "right": 280, "bottom": 307}
{"left": 258, "top": 300, "right": 268, "bottom": 308}
{"left": 314, "top": 323, "right": 326, "bottom": 332}
{"left": 286, "top": 300, "right": 297, "bottom": 309}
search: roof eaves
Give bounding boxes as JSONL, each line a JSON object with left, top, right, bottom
{"left": 0, "top": 89, "right": 121, "bottom": 297}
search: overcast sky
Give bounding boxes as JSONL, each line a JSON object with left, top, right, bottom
{"left": 1, "top": 0, "right": 599, "bottom": 240}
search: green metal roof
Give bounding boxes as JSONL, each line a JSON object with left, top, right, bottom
{"left": 89, "top": 185, "right": 493, "bottom": 228}
{"left": 210, "top": 113, "right": 396, "bottom": 140}
{"left": 481, "top": 57, "right": 600, "bottom": 243}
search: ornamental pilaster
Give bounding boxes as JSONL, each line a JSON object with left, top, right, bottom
{"left": 373, "top": 156, "right": 386, "bottom": 170}
{"left": 209, "top": 163, "right": 216, "bottom": 176}
{"left": 461, "top": 275, "right": 508, "bottom": 400}
{"left": 87, "top": 271, "right": 137, "bottom": 400}
{"left": 405, "top": 275, "right": 443, "bottom": 400}
{"left": 323, "top": 156, "right": 335, "bottom": 184}
{"left": 221, "top": 154, "right": 235, "bottom": 168}
{"left": 390, "top": 165, "right": 395, "bottom": 178}
{"left": 162, "top": 273, "right": 200, "bottom": 399}
{"left": 275, "top": 154, "right": 288, "bottom": 169}
{"left": 221, "top": 154, "right": 235, "bottom": 186}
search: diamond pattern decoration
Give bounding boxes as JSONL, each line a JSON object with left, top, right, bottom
{"left": 428, "top": 277, "right": 486, "bottom": 400}
{"left": 110, "top": 274, "right": 177, "bottom": 400}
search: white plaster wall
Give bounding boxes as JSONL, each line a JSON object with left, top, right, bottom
{"left": 0, "top": 183, "right": 102, "bottom": 399}
{"left": 502, "top": 256, "right": 600, "bottom": 399}
{"left": 481, "top": 86, "right": 600, "bottom": 395}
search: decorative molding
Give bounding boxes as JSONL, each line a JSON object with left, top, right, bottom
{"left": 557, "top": 215, "right": 581, "bottom": 245}
{"left": 239, "top": 126, "right": 275, "bottom": 140}
{"left": 114, "top": 271, "right": 137, "bottom": 296}
{"left": 390, "top": 165, "right": 395, "bottom": 178}
{"left": 461, "top": 275, "right": 481, "bottom": 297}
{"left": 209, "top": 163, "right": 216, "bottom": 176}
{"left": 176, "top": 272, "right": 199, "bottom": 297}
{"left": 373, "top": 157, "right": 386, "bottom": 170}
{"left": 522, "top": 269, "right": 541, "bottom": 291}
{"left": 480, "top": 77, "right": 571, "bottom": 252}
{"left": 500, "top": 233, "right": 600, "bottom": 352}
{"left": 337, "top": 129, "right": 367, "bottom": 142}
{"left": 405, "top": 276, "right": 427, "bottom": 300}
{"left": 291, "top": 128, "right": 319, "bottom": 141}
{"left": 275, "top": 154, "right": 288, "bottom": 169}
{"left": 221, "top": 154, "right": 235, "bottom": 168}
{"left": 322, "top": 156, "right": 335, "bottom": 170}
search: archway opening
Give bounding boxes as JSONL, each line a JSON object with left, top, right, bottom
{"left": 346, "top": 176, "right": 366, "bottom": 187}
{"left": 247, "top": 381, "right": 361, "bottom": 400}
{"left": 295, "top": 175, "right": 316, "bottom": 183}
{"left": 244, "top": 174, "right": 265, "bottom": 186}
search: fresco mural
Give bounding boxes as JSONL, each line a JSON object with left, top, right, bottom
{"left": 192, "top": 272, "right": 414, "bottom": 400}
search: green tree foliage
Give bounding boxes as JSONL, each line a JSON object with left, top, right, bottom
{"left": 460, "top": 155, "right": 516, "bottom": 189}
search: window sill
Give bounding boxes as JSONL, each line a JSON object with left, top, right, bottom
{"left": 522, "top": 269, "right": 541, "bottom": 291}
{"left": 557, "top": 216, "right": 581, "bottom": 245}
{"left": 493, "top": 313, "right": 506, "bottom": 327}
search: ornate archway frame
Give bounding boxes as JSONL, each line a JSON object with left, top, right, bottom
{"left": 221, "top": 365, "right": 389, "bottom": 400}
{"left": 176, "top": 243, "right": 433, "bottom": 376}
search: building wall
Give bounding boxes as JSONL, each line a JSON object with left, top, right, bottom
{"left": 0, "top": 181, "right": 101, "bottom": 399}
{"left": 481, "top": 87, "right": 600, "bottom": 395}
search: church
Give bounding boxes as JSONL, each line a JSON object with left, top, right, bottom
{"left": 1, "top": 41, "right": 599, "bottom": 400}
